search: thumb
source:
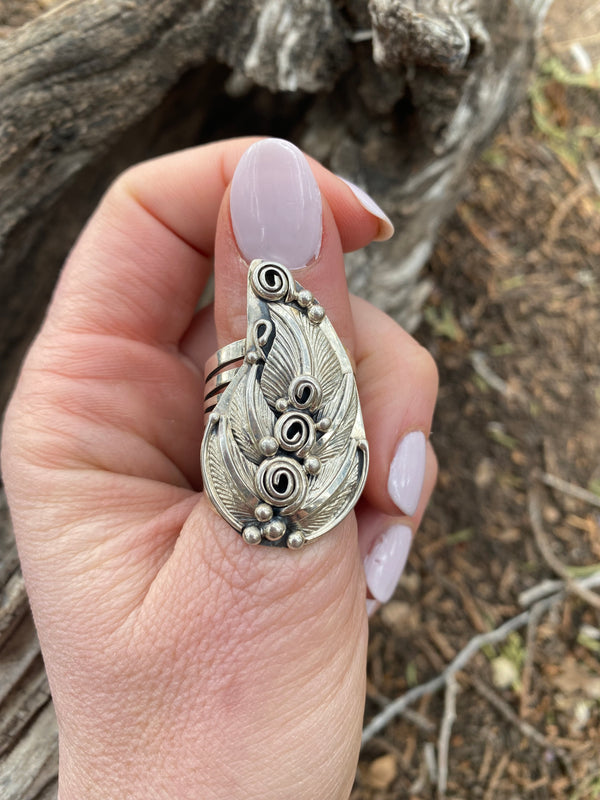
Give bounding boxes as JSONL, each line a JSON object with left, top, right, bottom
{"left": 148, "top": 139, "right": 369, "bottom": 798}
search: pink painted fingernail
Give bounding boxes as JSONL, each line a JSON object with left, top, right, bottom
{"left": 366, "top": 598, "right": 378, "bottom": 617}
{"left": 388, "top": 431, "right": 427, "bottom": 516}
{"left": 230, "top": 138, "right": 322, "bottom": 270}
{"left": 338, "top": 177, "right": 394, "bottom": 241}
{"left": 364, "top": 525, "right": 412, "bottom": 604}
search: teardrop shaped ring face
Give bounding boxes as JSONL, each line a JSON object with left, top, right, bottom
{"left": 201, "top": 259, "right": 369, "bottom": 549}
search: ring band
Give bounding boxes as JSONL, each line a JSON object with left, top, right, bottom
{"left": 201, "top": 259, "right": 368, "bottom": 549}
{"left": 204, "top": 339, "right": 246, "bottom": 381}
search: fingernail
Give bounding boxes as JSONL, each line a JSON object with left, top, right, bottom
{"left": 338, "top": 177, "right": 394, "bottom": 241}
{"left": 364, "top": 524, "right": 412, "bottom": 604}
{"left": 366, "top": 598, "right": 378, "bottom": 617}
{"left": 388, "top": 430, "right": 427, "bottom": 516}
{"left": 230, "top": 138, "right": 322, "bottom": 270}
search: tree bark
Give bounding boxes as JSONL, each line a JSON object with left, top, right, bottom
{"left": 0, "top": 0, "right": 553, "bottom": 414}
{"left": 0, "top": 1, "right": 553, "bottom": 795}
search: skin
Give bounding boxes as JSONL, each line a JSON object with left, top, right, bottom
{"left": 1, "top": 137, "right": 438, "bottom": 800}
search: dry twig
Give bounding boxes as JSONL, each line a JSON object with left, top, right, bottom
{"left": 520, "top": 599, "right": 548, "bottom": 717}
{"left": 470, "top": 351, "right": 529, "bottom": 405}
{"left": 425, "top": 742, "right": 437, "bottom": 786}
{"left": 457, "top": 204, "right": 513, "bottom": 265}
{"left": 470, "top": 676, "right": 571, "bottom": 774}
{"left": 528, "top": 487, "right": 600, "bottom": 610}
{"left": 483, "top": 752, "right": 510, "bottom": 800}
{"left": 546, "top": 181, "right": 592, "bottom": 246}
{"left": 369, "top": 690, "right": 435, "bottom": 733}
{"left": 520, "top": 574, "right": 600, "bottom": 607}
{"left": 519, "top": 578, "right": 564, "bottom": 606}
{"left": 470, "top": 351, "right": 510, "bottom": 397}
{"left": 362, "top": 571, "right": 600, "bottom": 744}
{"left": 437, "top": 677, "right": 459, "bottom": 798}
{"left": 536, "top": 470, "right": 600, "bottom": 510}
{"left": 477, "top": 738, "right": 495, "bottom": 784}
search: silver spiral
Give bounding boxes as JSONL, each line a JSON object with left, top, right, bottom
{"left": 275, "top": 412, "right": 315, "bottom": 456}
{"left": 250, "top": 262, "right": 292, "bottom": 302}
{"left": 255, "top": 457, "right": 307, "bottom": 515}
{"left": 288, "top": 375, "right": 323, "bottom": 411}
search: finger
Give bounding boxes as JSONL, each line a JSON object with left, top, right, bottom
{"left": 15, "top": 133, "right": 391, "bottom": 490}
{"left": 146, "top": 139, "right": 373, "bottom": 792}
{"left": 214, "top": 139, "right": 355, "bottom": 352}
{"left": 121, "top": 136, "right": 393, "bottom": 266}
{"left": 131, "top": 494, "right": 368, "bottom": 799}
{"left": 351, "top": 294, "right": 439, "bottom": 518}
{"left": 4, "top": 136, "right": 392, "bottom": 562}
{"left": 358, "top": 441, "right": 438, "bottom": 614}
{"left": 179, "top": 302, "right": 217, "bottom": 374}
{"left": 358, "top": 441, "right": 438, "bottom": 560}
{"left": 45, "top": 139, "right": 389, "bottom": 349}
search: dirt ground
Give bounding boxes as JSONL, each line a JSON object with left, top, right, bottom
{"left": 357, "top": 4, "right": 600, "bottom": 798}
{"left": 2, "top": 1, "right": 600, "bottom": 798}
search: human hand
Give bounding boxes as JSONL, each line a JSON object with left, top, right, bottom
{"left": 1, "top": 137, "right": 438, "bottom": 799}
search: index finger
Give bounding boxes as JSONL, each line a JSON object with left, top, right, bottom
{"left": 48, "top": 137, "right": 391, "bottom": 347}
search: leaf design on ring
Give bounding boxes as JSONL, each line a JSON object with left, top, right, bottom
{"left": 201, "top": 260, "right": 368, "bottom": 548}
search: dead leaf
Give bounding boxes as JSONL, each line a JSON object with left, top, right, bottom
{"left": 551, "top": 657, "right": 600, "bottom": 698}
{"left": 365, "top": 754, "right": 398, "bottom": 790}
{"left": 380, "top": 601, "right": 420, "bottom": 633}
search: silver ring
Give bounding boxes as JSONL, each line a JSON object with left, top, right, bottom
{"left": 201, "top": 259, "right": 368, "bottom": 549}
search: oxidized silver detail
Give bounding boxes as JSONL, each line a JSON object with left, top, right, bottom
{"left": 274, "top": 411, "right": 316, "bottom": 456}
{"left": 255, "top": 456, "right": 307, "bottom": 514}
{"left": 201, "top": 259, "right": 369, "bottom": 548}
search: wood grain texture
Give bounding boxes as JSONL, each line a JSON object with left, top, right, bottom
{"left": 0, "top": 700, "right": 58, "bottom": 800}
{"left": 0, "top": 0, "right": 349, "bottom": 412}
{"left": 0, "top": 490, "right": 58, "bottom": 798}
{"left": 0, "top": 0, "right": 549, "bottom": 412}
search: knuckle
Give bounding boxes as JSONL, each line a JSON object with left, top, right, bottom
{"left": 103, "top": 163, "right": 145, "bottom": 215}
{"left": 110, "top": 163, "right": 140, "bottom": 197}
{"left": 414, "top": 343, "right": 439, "bottom": 396}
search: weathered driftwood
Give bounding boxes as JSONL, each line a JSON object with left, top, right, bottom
{"left": 0, "top": 1, "right": 552, "bottom": 796}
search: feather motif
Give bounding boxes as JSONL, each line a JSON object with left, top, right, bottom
{"left": 229, "top": 364, "right": 275, "bottom": 463}
{"left": 201, "top": 260, "right": 368, "bottom": 546}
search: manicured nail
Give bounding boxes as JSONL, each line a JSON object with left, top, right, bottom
{"left": 366, "top": 598, "right": 378, "bottom": 617}
{"left": 338, "top": 177, "right": 394, "bottom": 241}
{"left": 388, "top": 430, "right": 427, "bottom": 516}
{"left": 363, "top": 524, "right": 412, "bottom": 604}
{"left": 230, "top": 138, "right": 322, "bottom": 270}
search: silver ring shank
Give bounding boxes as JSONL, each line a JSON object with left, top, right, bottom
{"left": 204, "top": 339, "right": 245, "bottom": 415}
{"left": 204, "top": 339, "right": 245, "bottom": 381}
